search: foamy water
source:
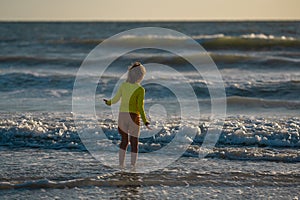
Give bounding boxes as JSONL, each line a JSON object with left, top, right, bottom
{"left": 0, "top": 21, "right": 300, "bottom": 199}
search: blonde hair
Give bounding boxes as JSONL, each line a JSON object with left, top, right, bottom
{"left": 126, "top": 62, "right": 146, "bottom": 83}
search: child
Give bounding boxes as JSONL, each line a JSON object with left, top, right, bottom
{"left": 104, "top": 62, "right": 151, "bottom": 169}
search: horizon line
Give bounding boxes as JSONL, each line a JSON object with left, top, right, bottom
{"left": 0, "top": 19, "right": 300, "bottom": 22}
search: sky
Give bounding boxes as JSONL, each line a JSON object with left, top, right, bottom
{"left": 0, "top": 0, "right": 299, "bottom": 21}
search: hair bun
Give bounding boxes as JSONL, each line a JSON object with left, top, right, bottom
{"left": 129, "top": 62, "right": 142, "bottom": 70}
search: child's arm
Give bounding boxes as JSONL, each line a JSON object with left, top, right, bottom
{"left": 103, "top": 83, "right": 123, "bottom": 105}
{"left": 137, "top": 87, "right": 151, "bottom": 129}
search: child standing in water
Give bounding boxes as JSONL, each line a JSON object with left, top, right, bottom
{"left": 104, "top": 62, "right": 151, "bottom": 169}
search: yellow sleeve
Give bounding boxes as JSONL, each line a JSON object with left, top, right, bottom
{"left": 107, "top": 83, "right": 122, "bottom": 105}
{"left": 137, "top": 87, "right": 148, "bottom": 124}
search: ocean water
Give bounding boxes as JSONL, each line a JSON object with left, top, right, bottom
{"left": 0, "top": 21, "right": 300, "bottom": 199}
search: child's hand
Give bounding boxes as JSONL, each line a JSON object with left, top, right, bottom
{"left": 103, "top": 99, "right": 109, "bottom": 105}
{"left": 145, "top": 122, "right": 152, "bottom": 130}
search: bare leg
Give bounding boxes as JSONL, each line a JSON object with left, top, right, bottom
{"left": 130, "top": 136, "right": 138, "bottom": 167}
{"left": 130, "top": 152, "right": 138, "bottom": 167}
{"left": 119, "top": 149, "right": 126, "bottom": 168}
{"left": 118, "top": 127, "right": 128, "bottom": 168}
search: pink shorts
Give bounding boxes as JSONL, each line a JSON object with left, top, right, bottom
{"left": 118, "top": 112, "right": 140, "bottom": 137}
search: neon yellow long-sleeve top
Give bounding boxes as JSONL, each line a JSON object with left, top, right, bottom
{"left": 106, "top": 82, "right": 148, "bottom": 124}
